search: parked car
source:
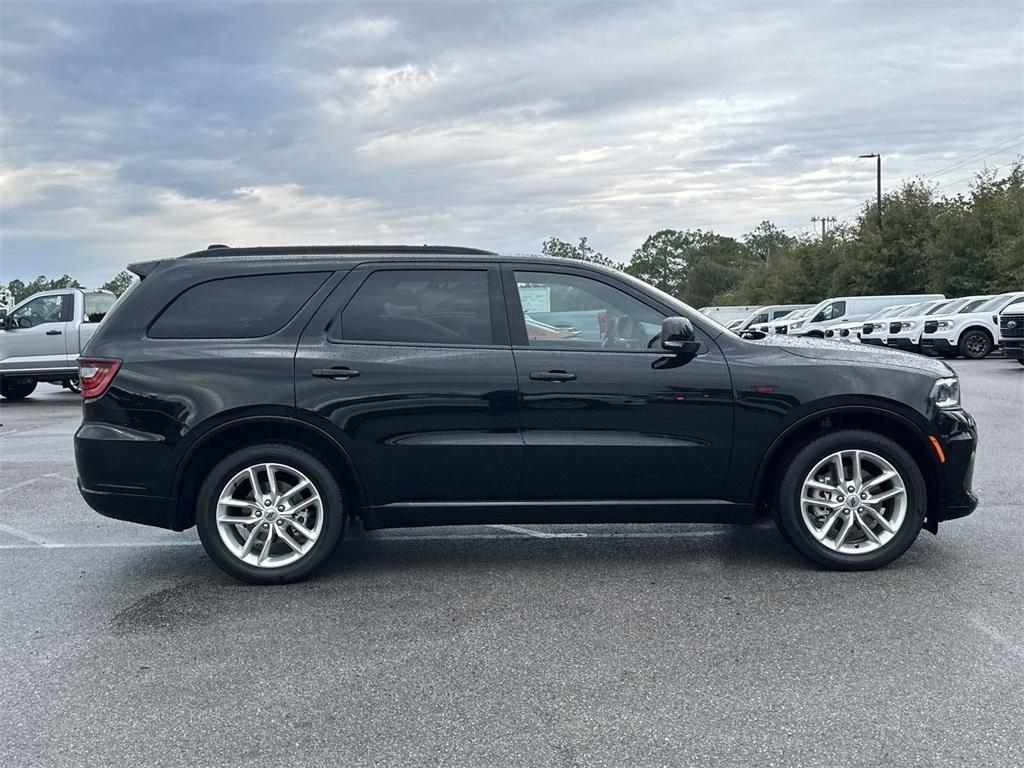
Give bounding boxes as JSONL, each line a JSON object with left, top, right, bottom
{"left": 998, "top": 298, "right": 1024, "bottom": 366}
{"left": 0, "top": 288, "right": 118, "bottom": 399}
{"left": 859, "top": 303, "right": 927, "bottom": 346}
{"left": 921, "top": 292, "right": 1024, "bottom": 360}
{"left": 735, "top": 304, "right": 812, "bottom": 333}
{"left": 771, "top": 307, "right": 812, "bottom": 334}
{"left": 75, "top": 244, "right": 977, "bottom": 584}
{"left": 824, "top": 305, "right": 909, "bottom": 343}
{"left": 883, "top": 297, "right": 983, "bottom": 354}
{"left": 786, "top": 294, "right": 944, "bottom": 338}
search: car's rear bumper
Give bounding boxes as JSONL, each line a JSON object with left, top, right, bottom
{"left": 78, "top": 480, "right": 182, "bottom": 530}
{"left": 75, "top": 422, "right": 186, "bottom": 530}
{"left": 920, "top": 338, "right": 956, "bottom": 357}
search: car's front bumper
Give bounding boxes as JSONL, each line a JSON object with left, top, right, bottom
{"left": 931, "top": 408, "right": 978, "bottom": 524}
{"left": 920, "top": 337, "right": 957, "bottom": 357}
{"left": 1001, "top": 339, "right": 1023, "bottom": 360}
{"left": 886, "top": 337, "right": 919, "bottom": 352}
{"left": 861, "top": 337, "right": 884, "bottom": 346}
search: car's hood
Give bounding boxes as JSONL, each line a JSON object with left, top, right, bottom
{"left": 749, "top": 334, "right": 953, "bottom": 375}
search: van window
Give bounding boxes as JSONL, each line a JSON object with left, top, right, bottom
{"left": 337, "top": 269, "right": 493, "bottom": 346}
{"left": 772, "top": 309, "right": 792, "bottom": 319}
{"left": 149, "top": 273, "right": 329, "bottom": 339}
{"left": 814, "top": 301, "right": 846, "bottom": 322}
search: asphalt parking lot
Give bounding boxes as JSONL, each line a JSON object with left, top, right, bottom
{"left": 1, "top": 359, "right": 1022, "bottom": 767}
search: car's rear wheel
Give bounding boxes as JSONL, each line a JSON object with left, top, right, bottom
{"left": 774, "top": 430, "right": 925, "bottom": 570}
{"left": 196, "top": 443, "right": 346, "bottom": 584}
{"left": 0, "top": 378, "right": 37, "bottom": 400}
{"left": 958, "top": 329, "right": 992, "bottom": 359}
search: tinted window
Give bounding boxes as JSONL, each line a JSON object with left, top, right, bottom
{"left": 514, "top": 271, "right": 664, "bottom": 350}
{"left": 337, "top": 269, "right": 492, "bottom": 345}
{"left": 149, "top": 273, "right": 328, "bottom": 339}
{"left": 84, "top": 292, "right": 116, "bottom": 323}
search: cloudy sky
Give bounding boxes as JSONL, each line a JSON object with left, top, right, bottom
{"left": 1, "top": 0, "right": 1022, "bottom": 286}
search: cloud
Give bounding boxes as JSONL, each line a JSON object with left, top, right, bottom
{"left": 1, "top": 0, "right": 1022, "bottom": 285}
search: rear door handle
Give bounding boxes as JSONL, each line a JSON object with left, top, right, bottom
{"left": 46, "top": 330, "right": 63, "bottom": 336}
{"left": 529, "top": 370, "right": 576, "bottom": 382}
{"left": 312, "top": 367, "right": 360, "bottom": 380}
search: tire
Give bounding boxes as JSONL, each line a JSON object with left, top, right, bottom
{"left": 1018, "top": 358, "right": 1024, "bottom": 367}
{"left": 0, "top": 378, "right": 37, "bottom": 400}
{"left": 196, "top": 442, "right": 347, "bottom": 584}
{"left": 958, "top": 328, "right": 992, "bottom": 359}
{"left": 774, "top": 429, "right": 925, "bottom": 570}
{"left": 64, "top": 378, "right": 81, "bottom": 394}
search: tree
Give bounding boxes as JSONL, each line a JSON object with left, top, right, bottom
{"left": 743, "top": 221, "right": 793, "bottom": 266}
{"left": 101, "top": 270, "right": 136, "bottom": 296}
{"left": 0, "top": 275, "right": 83, "bottom": 303}
{"left": 541, "top": 236, "right": 615, "bottom": 267}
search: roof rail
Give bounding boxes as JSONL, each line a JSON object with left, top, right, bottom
{"left": 181, "top": 245, "right": 498, "bottom": 259}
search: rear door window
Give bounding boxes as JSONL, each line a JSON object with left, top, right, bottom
{"left": 149, "top": 272, "right": 329, "bottom": 338}
{"left": 335, "top": 269, "right": 494, "bottom": 346}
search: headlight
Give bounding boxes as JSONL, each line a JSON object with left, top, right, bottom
{"left": 931, "top": 377, "right": 960, "bottom": 409}
{"left": 790, "top": 320, "right": 804, "bottom": 329}
{"left": 899, "top": 321, "right": 916, "bottom": 330}
{"left": 936, "top": 320, "right": 953, "bottom": 329}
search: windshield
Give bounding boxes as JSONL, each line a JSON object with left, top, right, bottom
{"left": 865, "top": 305, "right": 904, "bottom": 321}
{"left": 927, "top": 299, "right": 966, "bottom": 315}
{"left": 957, "top": 297, "right": 990, "bottom": 313}
{"left": 977, "top": 293, "right": 1024, "bottom": 313}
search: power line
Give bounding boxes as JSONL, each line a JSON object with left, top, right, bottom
{"left": 922, "top": 132, "right": 1024, "bottom": 180}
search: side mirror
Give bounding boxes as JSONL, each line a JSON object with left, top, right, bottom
{"left": 661, "top": 316, "right": 701, "bottom": 357}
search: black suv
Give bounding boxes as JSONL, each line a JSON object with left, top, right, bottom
{"left": 75, "top": 245, "right": 978, "bottom": 583}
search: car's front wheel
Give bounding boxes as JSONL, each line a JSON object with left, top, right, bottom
{"left": 774, "top": 430, "right": 925, "bottom": 570}
{"left": 958, "top": 329, "right": 992, "bottom": 359}
{"left": 196, "top": 443, "right": 346, "bottom": 584}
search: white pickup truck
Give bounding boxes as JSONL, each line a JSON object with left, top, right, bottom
{"left": 0, "top": 288, "right": 117, "bottom": 400}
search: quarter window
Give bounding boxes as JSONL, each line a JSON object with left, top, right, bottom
{"left": 149, "top": 273, "right": 329, "bottom": 339}
{"left": 513, "top": 271, "right": 665, "bottom": 350}
{"left": 337, "top": 269, "right": 493, "bottom": 345}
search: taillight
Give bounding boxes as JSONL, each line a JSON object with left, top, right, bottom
{"left": 78, "top": 357, "right": 121, "bottom": 399}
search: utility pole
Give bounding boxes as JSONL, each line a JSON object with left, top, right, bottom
{"left": 811, "top": 216, "right": 836, "bottom": 239}
{"left": 859, "top": 153, "right": 883, "bottom": 229}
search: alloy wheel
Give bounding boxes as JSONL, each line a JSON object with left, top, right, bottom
{"left": 800, "top": 449, "right": 907, "bottom": 554}
{"left": 215, "top": 463, "right": 323, "bottom": 568}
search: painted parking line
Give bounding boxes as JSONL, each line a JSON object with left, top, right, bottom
{"left": 0, "top": 521, "right": 63, "bottom": 547}
{"left": 0, "top": 473, "right": 64, "bottom": 495}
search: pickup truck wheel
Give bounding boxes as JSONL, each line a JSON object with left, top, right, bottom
{"left": 196, "top": 443, "right": 346, "bottom": 584}
{"left": 775, "top": 430, "right": 925, "bottom": 570}
{"left": 0, "top": 378, "right": 37, "bottom": 400}
{"left": 958, "top": 329, "right": 992, "bottom": 359}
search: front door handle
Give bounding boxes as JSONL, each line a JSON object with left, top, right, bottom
{"left": 46, "top": 330, "right": 63, "bottom": 336}
{"left": 312, "top": 367, "right": 360, "bottom": 380}
{"left": 529, "top": 370, "right": 577, "bottom": 382}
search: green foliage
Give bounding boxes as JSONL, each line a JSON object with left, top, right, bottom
{"left": 541, "top": 236, "right": 614, "bottom": 267}
{"left": 0, "top": 275, "right": 83, "bottom": 303}
{"left": 100, "top": 270, "right": 135, "bottom": 297}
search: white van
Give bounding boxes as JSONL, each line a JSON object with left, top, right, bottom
{"left": 786, "top": 294, "right": 945, "bottom": 337}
